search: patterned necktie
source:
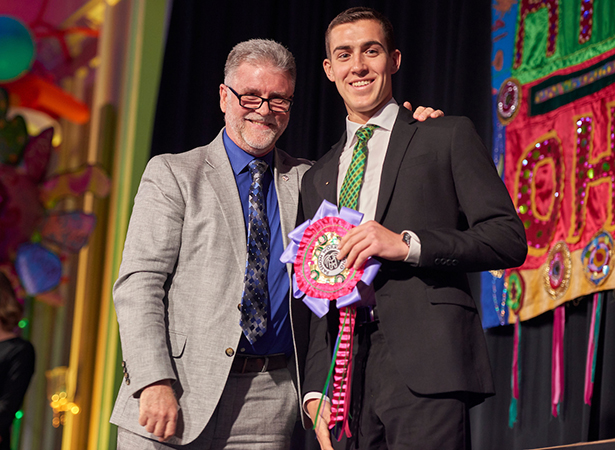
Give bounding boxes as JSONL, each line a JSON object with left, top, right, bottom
{"left": 339, "top": 124, "right": 378, "bottom": 209}
{"left": 240, "top": 159, "right": 270, "bottom": 344}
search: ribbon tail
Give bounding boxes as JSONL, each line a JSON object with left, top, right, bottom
{"left": 584, "top": 292, "right": 603, "bottom": 405}
{"left": 302, "top": 296, "right": 330, "bottom": 318}
{"left": 314, "top": 323, "right": 345, "bottom": 432}
{"left": 509, "top": 319, "right": 521, "bottom": 428}
{"left": 329, "top": 306, "right": 356, "bottom": 439}
{"left": 280, "top": 240, "right": 299, "bottom": 264}
{"left": 551, "top": 305, "right": 565, "bottom": 417}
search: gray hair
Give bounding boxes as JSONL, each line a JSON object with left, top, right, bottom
{"left": 224, "top": 39, "right": 296, "bottom": 87}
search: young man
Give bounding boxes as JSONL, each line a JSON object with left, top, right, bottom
{"left": 301, "top": 8, "right": 527, "bottom": 450}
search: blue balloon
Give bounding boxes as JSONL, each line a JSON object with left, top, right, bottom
{"left": 0, "top": 16, "right": 35, "bottom": 82}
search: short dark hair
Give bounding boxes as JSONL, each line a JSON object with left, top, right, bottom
{"left": 325, "top": 7, "right": 396, "bottom": 59}
{"left": 0, "top": 272, "right": 23, "bottom": 332}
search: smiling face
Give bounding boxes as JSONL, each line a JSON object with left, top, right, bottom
{"left": 324, "top": 19, "right": 401, "bottom": 124}
{"left": 220, "top": 62, "right": 294, "bottom": 156}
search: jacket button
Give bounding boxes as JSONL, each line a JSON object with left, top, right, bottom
{"left": 434, "top": 258, "right": 441, "bottom": 264}
{"left": 452, "top": 259, "right": 459, "bottom": 266}
{"left": 237, "top": 304, "right": 242, "bottom": 311}
{"left": 225, "top": 348, "right": 235, "bottom": 357}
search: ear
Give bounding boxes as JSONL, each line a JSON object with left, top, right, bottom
{"left": 219, "top": 84, "right": 228, "bottom": 113}
{"left": 323, "top": 59, "right": 336, "bottom": 82}
{"left": 389, "top": 50, "right": 402, "bottom": 75}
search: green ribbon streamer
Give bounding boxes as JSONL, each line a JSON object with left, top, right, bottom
{"left": 313, "top": 308, "right": 350, "bottom": 430}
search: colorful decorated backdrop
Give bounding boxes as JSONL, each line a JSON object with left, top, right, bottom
{"left": 0, "top": 87, "right": 110, "bottom": 304}
{"left": 483, "top": 0, "right": 615, "bottom": 328}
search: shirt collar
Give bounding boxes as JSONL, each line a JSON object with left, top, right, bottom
{"left": 223, "top": 129, "right": 274, "bottom": 175}
{"left": 345, "top": 98, "right": 399, "bottom": 144}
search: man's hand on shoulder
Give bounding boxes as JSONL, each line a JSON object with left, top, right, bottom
{"left": 306, "top": 398, "right": 334, "bottom": 450}
{"left": 337, "top": 221, "right": 408, "bottom": 268}
{"left": 403, "top": 101, "right": 444, "bottom": 121}
{"left": 138, "top": 379, "right": 178, "bottom": 442}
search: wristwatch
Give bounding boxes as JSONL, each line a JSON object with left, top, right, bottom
{"left": 401, "top": 230, "right": 412, "bottom": 248}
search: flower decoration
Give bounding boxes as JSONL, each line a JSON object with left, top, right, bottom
{"left": 0, "top": 88, "right": 110, "bottom": 305}
{"left": 582, "top": 231, "right": 613, "bottom": 287}
{"left": 543, "top": 241, "right": 572, "bottom": 300}
{"left": 506, "top": 270, "right": 525, "bottom": 313}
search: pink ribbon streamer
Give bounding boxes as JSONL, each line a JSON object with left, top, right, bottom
{"left": 551, "top": 305, "right": 565, "bottom": 417}
{"left": 329, "top": 306, "right": 356, "bottom": 438}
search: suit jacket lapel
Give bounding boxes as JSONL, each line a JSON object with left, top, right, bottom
{"left": 274, "top": 149, "right": 301, "bottom": 248}
{"left": 204, "top": 131, "right": 247, "bottom": 270}
{"left": 321, "top": 134, "right": 346, "bottom": 206}
{"left": 374, "top": 108, "right": 419, "bottom": 223}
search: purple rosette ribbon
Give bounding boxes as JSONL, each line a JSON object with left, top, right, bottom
{"left": 280, "top": 199, "right": 381, "bottom": 317}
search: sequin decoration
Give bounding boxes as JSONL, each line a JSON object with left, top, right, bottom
{"left": 497, "top": 78, "right": 522, "bottom": 125}
{"left": 506, "top": 270, "right": 525, "bottom": 313}
{"left": 579, "top": 0, "right": 594, "bottom": 44}
{"left": 490, "top": 269, "right": 507, "bottom": 326}
{"left": 569, "top": 114, "right": 615, "bottom": 243}
{"left": 533, "top": 60, "right": 614, "bottom": 105}
{"left": 581, "top": 231, "right": 613, "bottom": 286}
{"left": 514, "top": 0, "right": 559, "bottom": 69}
{"left": 515, "top": 132, "right": 563, "bottom": 256}
{"left": 544, "top": 241, "right": 572, "bottom": 299}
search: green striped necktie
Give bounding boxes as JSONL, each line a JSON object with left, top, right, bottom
{"left": 339, "top": 124, "right": 378, "bottom": 210}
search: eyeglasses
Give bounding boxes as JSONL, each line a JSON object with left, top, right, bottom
{"left": 225, "top": 85, "right": 293, "bottom": 113}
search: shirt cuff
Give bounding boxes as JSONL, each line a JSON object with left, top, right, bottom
{"left": 303, "top": 392, "right": 331, "bottom": 419}
{"left": 403, "top": 230, "right": 421, "bottom": 265}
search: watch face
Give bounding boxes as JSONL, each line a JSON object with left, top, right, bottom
{"left": 402, "top": 232, "right": 411, "bottom": 246}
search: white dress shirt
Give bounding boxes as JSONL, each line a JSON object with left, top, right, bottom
{"left": 337, "top": 98, "right": 420, "bottom": 264}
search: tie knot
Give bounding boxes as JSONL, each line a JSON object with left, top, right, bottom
{"left": 248, "top": 159, "right": 268, "bottom": 179}
{"left": 355, "top": 124, "right": 378, "bottom": 143}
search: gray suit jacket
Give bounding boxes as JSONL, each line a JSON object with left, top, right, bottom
{"left": 110, "top": 130, "right": 311, "bottom": 444}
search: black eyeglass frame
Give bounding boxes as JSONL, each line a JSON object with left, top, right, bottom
{"left": 225, "top": 85, "right": 293, "bottom": 113}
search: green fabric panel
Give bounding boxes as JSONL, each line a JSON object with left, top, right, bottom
{"left": 513, "top": 0, "right": 615, "bottom": 84}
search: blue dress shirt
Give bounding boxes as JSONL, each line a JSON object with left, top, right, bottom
{"left": 223, "top": 130, "right": 293, "bottom": 356}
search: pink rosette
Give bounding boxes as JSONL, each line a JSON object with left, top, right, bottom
{"left": 280, "top": 199, "right": 381, "bottom": 439}
{"left": 280, "top": 199, "right": 381, "bottom": 317}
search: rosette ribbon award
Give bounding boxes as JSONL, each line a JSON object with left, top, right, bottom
{"left": 280, "top": 199, "right": 380, "bottom": 440}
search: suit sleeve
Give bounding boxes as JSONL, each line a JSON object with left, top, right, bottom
{"left": 113, "top": 156, "right": 184, "bottom": 396}
{"left": 416, "top": 117, "right": 527, "bottom": 272}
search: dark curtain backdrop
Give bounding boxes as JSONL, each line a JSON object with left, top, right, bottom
{"left": 150, "top": 0, "right": 492, "bottom": 159}
{"left": 150, "top": 1, "right": 615, "bottom": 449}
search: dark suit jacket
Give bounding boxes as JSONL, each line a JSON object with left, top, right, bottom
{"left": 300, "top": 108, "right": 527, "bottom": 404}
